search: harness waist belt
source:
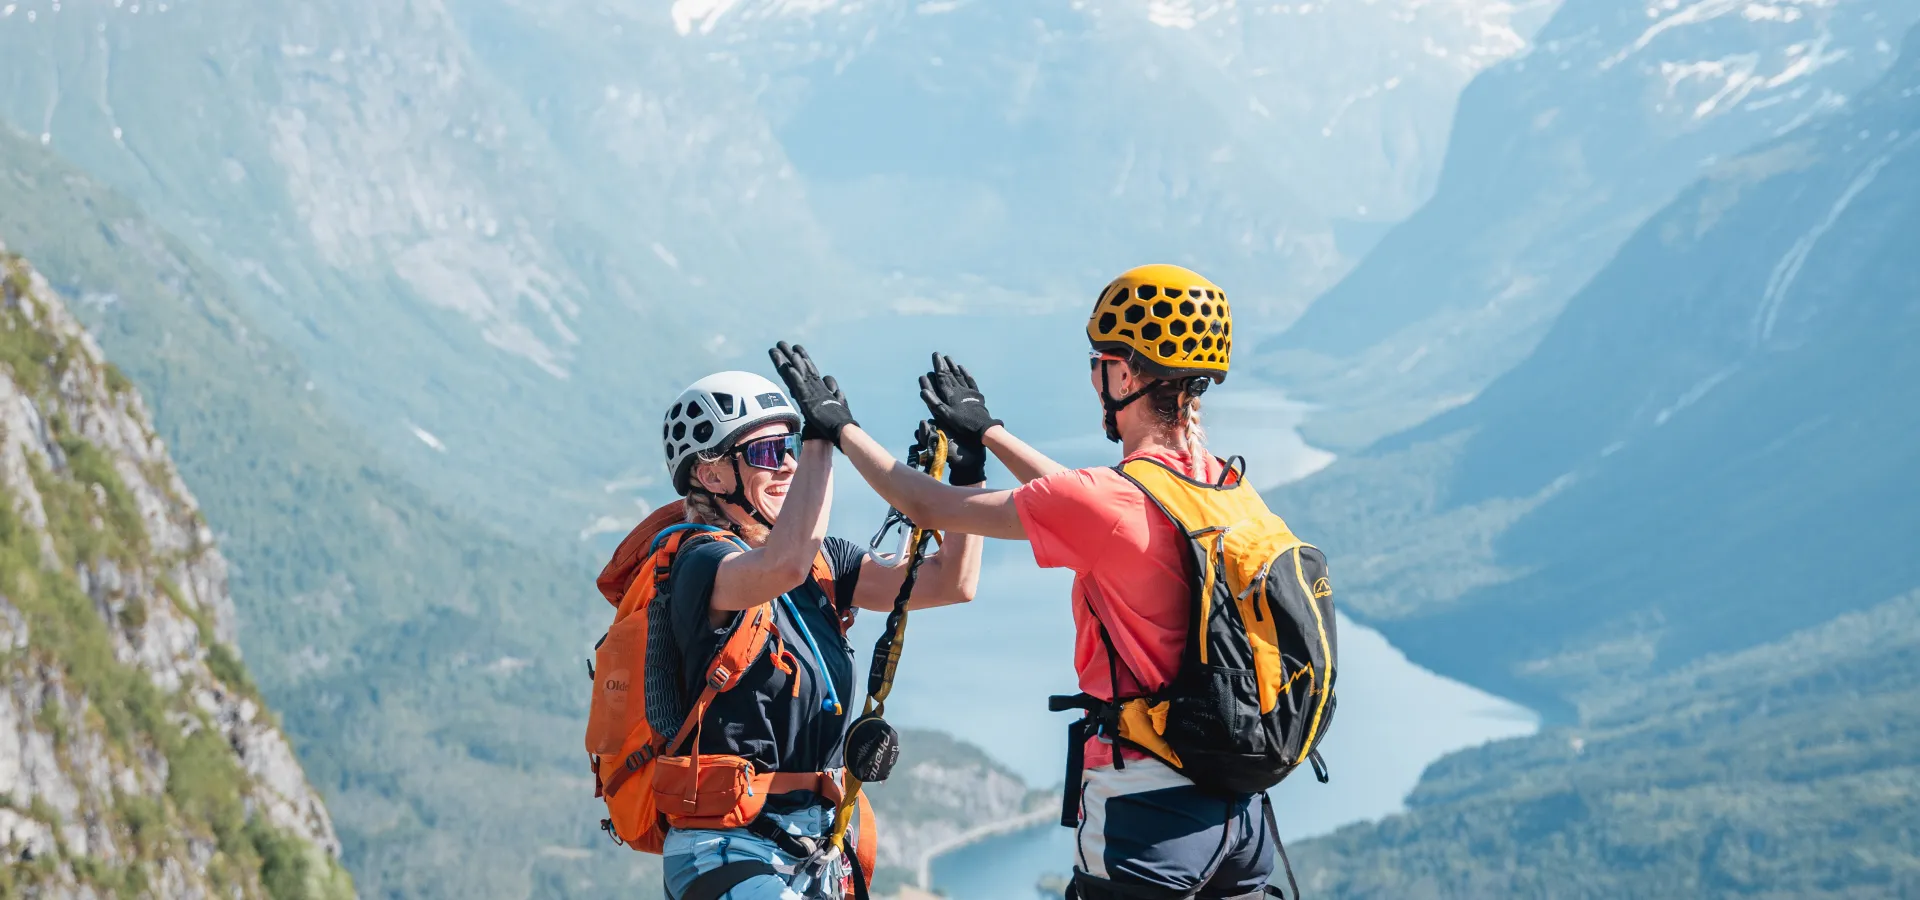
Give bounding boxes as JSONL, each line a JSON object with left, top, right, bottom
{"left": 605, "top": 762, "right": 843, "bottom": 806}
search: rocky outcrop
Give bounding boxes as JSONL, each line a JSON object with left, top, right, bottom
{"left": 0, "top": 246, "right": 351, "bottom": 899}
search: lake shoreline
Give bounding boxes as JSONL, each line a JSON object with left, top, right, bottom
{"left": 915, "top": 804, "right": 1059, "bottom": 889}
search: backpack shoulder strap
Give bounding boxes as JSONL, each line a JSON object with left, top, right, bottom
{"left": 1116, "top": 457, "right": 1270, "bottom": 535}
{"left": 812, "top": 549, "right": 838, "bottom": 611}
{"left": 809, "top": 546, "right": 863, "bottom": 635}
{"left": 666, "top": 599, "right": 777, "bottom": 755}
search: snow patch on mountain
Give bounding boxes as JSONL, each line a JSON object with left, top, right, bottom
{"left": 1607, "top": 0, "right": 1838, "bottom": 66}
{"left": 671, "top": 0, "right": 853, "bottom": 35}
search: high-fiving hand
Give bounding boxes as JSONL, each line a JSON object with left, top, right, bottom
{"left": 918, "top": 354, "right": 1001, "bottom": 446}
{"left": 768, "top": 342, "right": 858, "bottom": 447}
{"left": 918, "top": 353, "right": 997, "bottom": 486}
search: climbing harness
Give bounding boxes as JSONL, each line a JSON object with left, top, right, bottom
{"left": 817, "top": 422, "right": 951, "bottom": 892}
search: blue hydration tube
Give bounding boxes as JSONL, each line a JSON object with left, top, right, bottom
{"left": 649, "top": 522, "right": 731, "bottom": 552}
{"left": 778, "top": 592, "right": 843, "bottom": 716}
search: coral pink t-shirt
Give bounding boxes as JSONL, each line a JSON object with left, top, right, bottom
{"left": 1011, "top": 448, "right": 1222, "bottom": 769}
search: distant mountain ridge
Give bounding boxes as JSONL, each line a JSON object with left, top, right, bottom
{"left": 1284, "top": 20, "right": 1920, "bottom": 896}
{"left": 1265, "top": 0, "right": 1920, "bottom": 450}
{"left": 1282, "top": 17, "right": 1920, "bottom": 716}
{"left": 0, "top": 0, "right": 1548, "bottom": 541}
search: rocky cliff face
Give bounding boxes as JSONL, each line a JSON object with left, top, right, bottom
{"left": 0, "top": 246, "right": 350, "bottom": 899}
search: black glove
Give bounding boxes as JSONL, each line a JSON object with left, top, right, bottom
{"left": 768, "top": 342, "right": 858, "bottom": 447}
{"left": 913, "top": 420, "right": 986, "bottom": 487}
{"left": 918, "top": 353, "right": 1002, "bottom": 447}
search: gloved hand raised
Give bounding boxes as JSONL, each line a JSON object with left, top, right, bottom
{"left": 917, "top": 353, "right": 1002, "bottom": 448}
{"left": 912, "top": 419, "right": 986, "bottom": 487}
{"left": 768, "top": 342, "right": 858, "bottom": 447}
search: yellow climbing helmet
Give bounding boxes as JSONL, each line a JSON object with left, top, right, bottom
{"left": 1086, "top": 264, "right": 1231, "bottom": 383}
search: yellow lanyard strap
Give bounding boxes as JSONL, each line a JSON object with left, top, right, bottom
{"left": 828, "top": 428, "right": 947, "bottom": 853}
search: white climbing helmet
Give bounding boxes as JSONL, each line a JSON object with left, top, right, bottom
{"left": 664, "top": 371, "right": 801, "bottom": 495}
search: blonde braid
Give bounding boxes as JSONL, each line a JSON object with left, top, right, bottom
{"left": 684, "top": 450, "right": 770, "bottom": 543}
{"left": 1182, "top": 393, "right": 1209, "bottom": 480}
{"left": 1129, "top": 356, "right": 1214, "bottom": 478}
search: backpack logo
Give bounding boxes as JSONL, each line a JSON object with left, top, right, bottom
{"left": 1311, "top": 577, "right": 1332, "bottom": 599}
{"left": 604, "top": 678, "right": 628, "bottom": 693}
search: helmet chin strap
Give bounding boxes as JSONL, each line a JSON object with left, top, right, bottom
{"left": 718, "top": 454, "right": 776, "bottom": 530}
{"left": 1099, "top": 360, "right": 1159, "bottom": 444}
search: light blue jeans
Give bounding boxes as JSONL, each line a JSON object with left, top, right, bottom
{"left": 661, "top": 804, "right": 854, "bottom": 900}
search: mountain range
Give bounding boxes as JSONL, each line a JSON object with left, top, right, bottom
{"left": 1283, "top": 18, "right": 1920, "bottom": 896}
{"left": 1264, "top": 0, "right": 1920, "bottom": 449}
{"left": 0, "top": 0, "right": 1547, "bottom": 541}
{"left": 6, "top": 0, "right": 1919, "bottom": 897}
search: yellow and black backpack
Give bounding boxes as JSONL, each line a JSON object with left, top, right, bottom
{"left": 1052, "top": 456, "right": 1337, "bottom": 810}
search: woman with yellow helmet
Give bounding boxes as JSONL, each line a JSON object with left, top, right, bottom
{"left": 770, "top": 265, "right": 1291, "bottom": 900}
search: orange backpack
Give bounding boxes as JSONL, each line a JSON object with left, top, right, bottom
{"left": 586, "top": 504, "right": 877, "bottom": 882}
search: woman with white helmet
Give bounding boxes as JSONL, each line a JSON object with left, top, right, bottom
{"left": 645, "top": 369, "right": 984, "bottom": 900}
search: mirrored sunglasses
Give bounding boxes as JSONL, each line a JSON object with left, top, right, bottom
{"left": 736, "top": 433, "right": 801, "bottom": 471}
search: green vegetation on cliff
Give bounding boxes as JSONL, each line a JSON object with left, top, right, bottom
{"left": 0, "top": 123, "right": 635, "bottom": 897}
{"left": 0, "top": 249, "right": 352, "bottom": 900}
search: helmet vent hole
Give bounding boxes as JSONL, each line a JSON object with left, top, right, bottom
{"left": 671, "top": 402, "right": 684, "bottom": 418}
{"left": 715, "top": 393, "right": 735, "bottom": 416}
{"left": 1158, "top": 340, "right": 1178, "bottom": 357}
{"left": 1151, "top": 300, "right": 1173, "bottom": 317}
{"left": 1200, "top": 303, "right": 1213, "bottom": 317}
{"left": 677, "top": 442, "right": 690, "bottom": 457}
{"left": 1108, "top": 288, "right": 1129, "bottom": 306}
{"left": 1136, "top": 285, "right": 1158, "bottom": 300}
{"left": 1182, "top": 337, "right": 1199, "bottom": 353}
{"left": 1204, "top": 289, "right": 1216, "bottom": 299}
{"left": 1099, "top": 312, "right": 1118, "bottom": 332}
{"left": 1123, "top": 305, "right": 1147, "bottom": 324}
{"left": 1119, "top": 328, "right": 1136, "bottom": 339}
{"left": 1169, "top": 320, "right": 1187, "bottom": 336}
{"left": 1201, "top": 336, "right": 1214, "bottom": 350}
{"left": 1141, "top": 322, "right": 1162, "bottom": 340}
{"left": 1179, "top": 300, "right": 1196, "bottom": 316}
{"left": 672, "top": 422, "right": 688, "bottom": 440}
{"left": 692, "top": 422, "right": 714, "bottom": 442}
{"left": 686, "top": 402, "right": 704, "bottom": 419}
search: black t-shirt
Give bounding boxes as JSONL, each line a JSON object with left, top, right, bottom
{"left": 656, "top": 535, "right": 866, "bottom": 808}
